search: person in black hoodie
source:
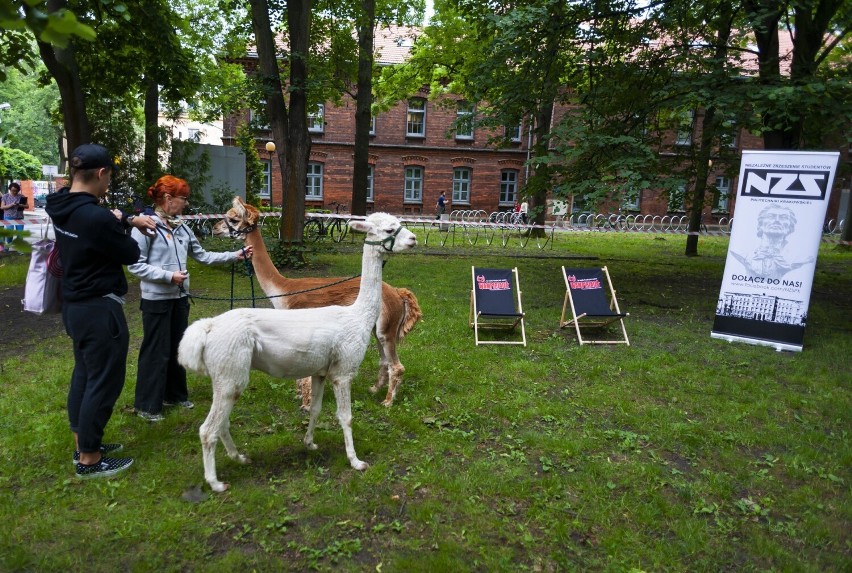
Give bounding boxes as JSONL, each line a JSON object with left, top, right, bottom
{"left": 46, "top": 144, "right": 156, "bottom": 479}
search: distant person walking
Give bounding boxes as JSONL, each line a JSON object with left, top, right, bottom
{"left": 519, "top": 197, "right": 529, "bottom": 224}
{"left": 436, "top": 192, "right": 447, "bottom": 219}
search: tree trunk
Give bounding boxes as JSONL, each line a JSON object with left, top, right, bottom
{"left": 30, "top": 1, "right": 90, "bottom": 152}
{"left": 528, "top": 100, "right": 555, "bottom": 237}
{"left": 351, "top": 0, "right": 375, "bottom": 217}
{"left": 685, "top": 4, "right": 732, "bottom": 256}
{"left": 841, "top": 187, "right": 852, "bottom": 245}
{"left": 248, "top": 0, "right": 294, "bottom": 242}
{"left": 143, "top": 77, "right": 159, "bottom": 184}
{"left": 745, "top": 1, "right": 790, "bottom": 149}
{"left": 685, "top": 107, "right": 716, "bottom": 256}
{"left": 285, "top": 0, "right": 312, "bottom": 244}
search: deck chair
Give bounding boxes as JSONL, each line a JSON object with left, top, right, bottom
{"left": 559, "top": 266, "right": 629, "bottom": 345}
{"left": 470, "top": 267, "right": 527, "bottom": 346}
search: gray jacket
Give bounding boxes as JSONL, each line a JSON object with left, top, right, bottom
{"left": 128, "top": 218, "right": 238, "bottom": 300}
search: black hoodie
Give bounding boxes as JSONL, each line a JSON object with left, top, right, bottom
{"left": 45, "top": 187, "right": 140, "bottom": 302}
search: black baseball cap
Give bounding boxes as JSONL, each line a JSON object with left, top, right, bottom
{"left": 69, "top": 144, "right": 119, "bottom": 172}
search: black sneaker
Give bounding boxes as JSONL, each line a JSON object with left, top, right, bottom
{"left": 163, "top": 400, "right": 194, "bottom": 409}
{"left": 75, "top": 456, "right": 134, "bottom": 479}
{"left": 72, "top": 443, "right": 124, "bottom": 464}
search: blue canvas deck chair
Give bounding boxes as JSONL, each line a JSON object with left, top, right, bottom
{"left": 560, "top": 266, "right": 630, "bottom": 346}
{"left": 469, "top": 267, "right": 526, "bottom": 346}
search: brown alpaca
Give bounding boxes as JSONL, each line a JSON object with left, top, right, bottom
{"left": 212, "top": 197, "right": 422, "bottom": 407}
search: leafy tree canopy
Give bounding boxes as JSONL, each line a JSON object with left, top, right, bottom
{"left": 0, "top": 145, "right": 43, "bottom": 181}
{"left": 0, "top": 64, "right": 62, "bottom": 165}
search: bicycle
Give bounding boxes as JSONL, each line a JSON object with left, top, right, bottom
{"left": 303, "top": 201, "right": 349, "bottom": 243}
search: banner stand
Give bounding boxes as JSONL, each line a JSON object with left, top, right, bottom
{"left": 711, "top": 150, "right": 839, "bottom": 352}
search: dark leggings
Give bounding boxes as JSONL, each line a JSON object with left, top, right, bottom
{"left": 63, "top": 297, "right": 129, "bottom": 453}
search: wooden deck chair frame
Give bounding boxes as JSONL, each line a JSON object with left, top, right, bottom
{"left": 469, "top": 266, "right": 527, "bottom": 346}
{"left": 559, "top": 266, "right": 630, "bottom": 346}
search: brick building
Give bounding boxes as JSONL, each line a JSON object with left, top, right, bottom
{"left": 222, "top": 27, "right": 846, "bottom": 223}
{"left": 248, "top": 88, "right": 531, "bottom": 216}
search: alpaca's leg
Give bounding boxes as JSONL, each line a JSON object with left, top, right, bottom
{"left": 369, "top": 330, "right": 391, "bottom": 395}
{"left": 296, "top": 377, "right": 312, "bottom": 411}
{"left": 383, "top": 361, "right": 406, "bottom": 407}
{"left": 331, "top": 377, "right": 369, "bottom": 471}
{"left": 219, "top": 412, "right": 250, "bottom": 465}
{"left": 200, "top": 392, "right": 234, "bottom": 492}
{"left": 378, "top": 336, "right": 404, "bottom": 407}
{"left": 303, "top": 375, "right": 325, "bottom": 451}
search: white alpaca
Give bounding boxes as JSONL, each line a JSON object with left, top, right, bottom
{"left": 178, "top": 213, "right": 417, "bottom": 492}
{"left": 211, "top": 197, "right": 422, "bottom": 408}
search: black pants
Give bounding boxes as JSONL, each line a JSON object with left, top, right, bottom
{"left": 62, "top": 297, "right": 129, "bottom": 453}
{"left": 134, "top": 298, "right": 190, "bottom": 414}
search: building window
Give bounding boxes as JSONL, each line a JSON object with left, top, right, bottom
{"left": 453, "top": 167, "right": 471, "bottom": 203}
{"left": 669, "top": 184, "right": 686, "bottom": 212}
{"left": 455, "top": 101, "right": 474, "bottom": 139}
{"left": 675, "top": 110, "right": 694, "bottom": 146}
{"left": 188, "top": 128, "right": 200, "bottom": 141}
{"left": 367, "top": 165, "right": 374, "bottom": 202}
{"left": 308, "top": 104, "right": 325, "bottom": 133}
{"left": 623, "top": 189, "right": 642, "bottom": 211}
{"left": 506, "top": 123, "right": 522, "bottom": 142}
{"left": 720, "top": 117, "right": 738, "bottom": 148}
{"left": 306, "top": 162, "right": 323, "bottom": 199}
{"left": 406, "top": 99, "right": 426, "bottom": 137}
{"left": 260, "top": 160, "right": 271, "bottom": 198}
{"left": 369, "top": 115, "right": 376, "bottom": 135}
{"left": 714, "top": 176, "right": 731, "bottom": 212}
{"left": 404, "top": 166, "right": 423, "bottom": 202}
{"left": 499, "top": 170, "right": 518, "bottom": 205}
{"left": 250, "top": 109, "right": 270, "bottom": 131}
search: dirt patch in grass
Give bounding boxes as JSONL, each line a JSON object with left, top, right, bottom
{"left": 0, "top": 282, "right": 142, "bottom": 355}
{"left": 0, "top": 284, "right": 65, "bottom": 353}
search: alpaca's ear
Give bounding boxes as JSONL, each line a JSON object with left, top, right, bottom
{"left": 349, "top": 220, "right": 372, "bottom": 234}
{"left": 232, "top": 196, "right": 246, "bottom": 217}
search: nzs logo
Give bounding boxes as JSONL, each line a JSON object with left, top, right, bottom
{"left": 741, "top": 169, "right": 829, "bottom": 200}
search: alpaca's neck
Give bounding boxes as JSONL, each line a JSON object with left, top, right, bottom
{"left": 352, "top": 244, "right": 384, "bottom": 321}
{"left": 245, "top": 229, "right": 293, "bottom": 290}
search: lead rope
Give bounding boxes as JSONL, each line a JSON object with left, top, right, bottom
{"left": 230, "top": 247, "right": 255, "bottom": 309}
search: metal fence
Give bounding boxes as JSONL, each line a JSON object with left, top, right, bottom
{"left": 6, "top": 210, "right": 847, "bottom": 248}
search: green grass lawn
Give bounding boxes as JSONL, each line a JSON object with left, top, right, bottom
{"left": 0, "top": 231, "right": 849, "bottom": 572}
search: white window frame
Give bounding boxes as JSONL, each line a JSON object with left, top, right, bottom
{"left": 406, "top": 99, "right": 426, "bottom": 137}
{"left": 366, "top": 164, "right": 374, "bottom": 202}
{"left": 714, "top": 176, "right": 731, "bottom": 212}
{"left": 369, "top": 115, "right": 376, "bottom": 135}
{"left": 250, "top": 109, "right": 270, "bottom": 131}
{"left": 305, "top": 162, "right": 323, "bottom": 199}
{"left": 260, "top": 160, "right": 271, "bottom": 198}
{"left": 404, "top": 166, "right": 423, "bottom": 203}
{"left": 499, "top": 170, "right": 518, "bottom": 205}
{"left": 506, "top": 123, "right": 522, "bottom": 143}
{"left": 720, "top": 118, "right": 738, "bottom": 148}
{"left": 455, "top": 102, "right": 474, "bottom": 140}
{"left": 308, "top": 104, "right": 325, "bottom": 133}
{"left": 675, "top": 110, "right": 694, "bottom": 146}
{"left": 452, "top": 167, "right": 471, "bottom": 203}
{"left": 623, "top": 189, "right": 642, "bottom": 211}
{"left": 669, "top": 184, "right": 686, "bottom": 212}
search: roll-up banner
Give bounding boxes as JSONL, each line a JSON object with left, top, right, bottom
{"left": 711, "top": 150, "right": 839, "bottom": 352}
